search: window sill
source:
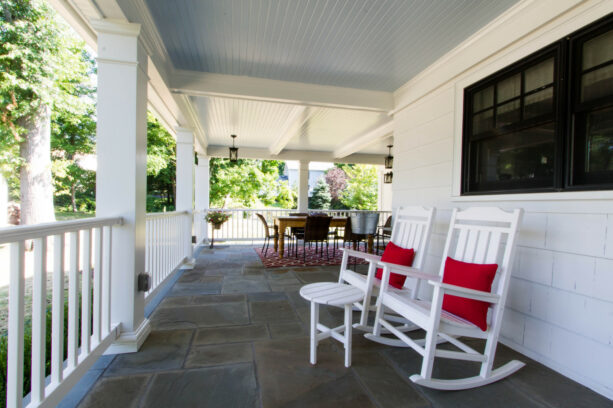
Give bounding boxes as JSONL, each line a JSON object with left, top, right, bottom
{"left": 451, "top": 190, "right": 613, "bottom": 202}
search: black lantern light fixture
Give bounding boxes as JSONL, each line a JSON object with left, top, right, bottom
{"left": 229, "top": 134, "right": 238, "bottom": 162}
{"left": 384, "top": 171, "right": 393, "bottom": 184}
{"left": 385, "top": 144, "right": 394, "bottom": 169}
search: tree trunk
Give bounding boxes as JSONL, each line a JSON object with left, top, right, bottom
{"left": 71, "top": 183, "right": 77, "bottom": 212}
{"left": 19, "top": 104, "right": 55, "bottom": 225}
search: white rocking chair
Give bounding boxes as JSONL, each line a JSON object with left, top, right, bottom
{"left": 365, "top": 207, "right": 524, "bottom": 390}
{"left": 338, "top": 206, "right": 435, "bottom": 331}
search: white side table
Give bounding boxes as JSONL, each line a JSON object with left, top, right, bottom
{"left": 299, "top": 282, "right": 364, "bottom": 367}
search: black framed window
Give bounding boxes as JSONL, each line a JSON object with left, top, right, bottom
{"left": 569, "top": 20, "right": 613, "bottom": 188}
{"left": 462, "top": 13, "right": 613, "bottom": 195}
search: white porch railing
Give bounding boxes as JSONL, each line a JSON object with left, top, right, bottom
{"left": 198, "top": 209, "right": 392, "bottom": 242}
{"left": 0, "top": 217, "right": 122, "bottom": 408}
{"left": 144, "top": 211, "right": 191, "bottom": 302}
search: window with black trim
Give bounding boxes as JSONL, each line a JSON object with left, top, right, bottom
{"left": 462, "top": 13, "right": 613, "bottom": 195}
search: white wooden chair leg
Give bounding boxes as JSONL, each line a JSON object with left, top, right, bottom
{"left": 344, "top": 303, "right": 352, "bottom": 367}
{"left": 359, "top": 262, "right": 377, "bottom": 327}
{"left": 420, "top": 288, "right": 443, "bottom": 379}
{"left": 310, "top": 301, "right": 319, "bottom": 365}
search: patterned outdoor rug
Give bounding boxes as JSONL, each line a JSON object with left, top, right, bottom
{"left": 254, "top": 245, "right": 370, "bottom": 268}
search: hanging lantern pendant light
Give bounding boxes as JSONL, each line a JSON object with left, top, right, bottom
{"left": 385, "top": 144, "right": 394, "bottom": 169}
{"left": 229, "top": 134, "right": 238, "bottom": 162}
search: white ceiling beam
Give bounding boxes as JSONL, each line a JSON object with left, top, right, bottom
{"left": 333, "top": 120, "right": 394, "bottom": 159}
{"left": 206, "top": 146, "right": 385, "bottom": 165}
{"left": 268, "top": 106, "right": 318, "bottom": 155}
{"left": 174, "top": 95, "right": 208, "bottom": 153}
{"left": 170, "top": 69, "right": 394, "bottom": 113}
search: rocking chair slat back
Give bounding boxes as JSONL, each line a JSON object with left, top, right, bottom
{"left": 390, "top": 206, "right": 436, "bottom": 271}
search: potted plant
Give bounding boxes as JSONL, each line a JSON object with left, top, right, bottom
{"left": 206, "top": 211, "right": 231, "bottom": 229}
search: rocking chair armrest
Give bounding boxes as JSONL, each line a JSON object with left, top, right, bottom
{"left": 377, "top": 261, "right": 439, "bottom": 282}
{"left": 428, "top": 281, "right": 500, "bottom": 303}
{"left": 340, "top": 248, "right": 382, "bottom": 263}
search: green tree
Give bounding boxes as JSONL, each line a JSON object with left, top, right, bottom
{"left": 146, "top": 113, "right": 176, "bottom": 212}
{"left": 340, "top": 164, "right": 379, "bottom": 210}
{"left": 209, "top": 158, "right": 295, "bottom": 208}
{"left": 51, "top": 51, "right": 97, "bottom": 213}
{"left": 1, "top": 0, "right": 92, "bottom": 224}
{"left": 309, "top": 177, "right": 331, "bottom": 209}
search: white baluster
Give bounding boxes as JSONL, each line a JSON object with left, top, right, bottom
{"left": 68, "top": 230, "right": 80, "bottom": 369}
{"left": 7, "top": 241, "right": 25, "bottom": 408}
{"left": 52, "top": 234, "right": 65, "bottom": 385}
{"left": 31, "top": 237, "right": 47, "bottom": 404}
{"left": 93, "top": 227, "right": 102, "bottom": 345}
{"left": 81, "top": 229, "right": 92, "bottom": 355}
{"left": 102, "top": 226, "right": 112, "bottom": 336}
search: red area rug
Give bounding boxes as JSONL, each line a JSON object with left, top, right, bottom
{"left": 254, "top": 245, "right": 370, "bottom": 268}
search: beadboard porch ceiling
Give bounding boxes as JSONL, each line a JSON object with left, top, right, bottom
{"left": 119, "top": 0, "right": 519, "bottom": 157}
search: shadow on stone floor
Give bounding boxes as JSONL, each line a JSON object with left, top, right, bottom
{"left": 69, "top": 245, "right": 611, "bottom": 408}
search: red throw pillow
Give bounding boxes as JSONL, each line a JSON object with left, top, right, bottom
{"left": 441, "top": 257, "right": 498, "bottom": 331}
{"left": 375, "top": 242, "right": 415, "bottom": 289}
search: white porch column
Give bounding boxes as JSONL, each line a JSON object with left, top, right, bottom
{"left": 175, "top": 128, "right": 194, "bottom": 258}
{"left": 94, "top": 20, "right": 150, "bottom": 353}
{"left": 297, "top": 160, "right": 310, "bottom": 212}
{"left": 195, "top": 154, "right": 210, "bottom": 244}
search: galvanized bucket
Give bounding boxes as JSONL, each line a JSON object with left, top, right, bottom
{"left": 350, "top": 212, "right": 380, "bottom": 235}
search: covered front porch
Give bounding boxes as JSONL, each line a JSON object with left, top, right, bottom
{"left": 66, "top": 245, "right": 610, "bottom": 407}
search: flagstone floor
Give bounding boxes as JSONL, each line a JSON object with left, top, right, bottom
{"left": 69, "top": 245, "right": 611, "bottom": 408}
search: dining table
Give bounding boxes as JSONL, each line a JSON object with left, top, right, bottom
{"left": 273, "top": 216, "right": 374, "bottom": 258}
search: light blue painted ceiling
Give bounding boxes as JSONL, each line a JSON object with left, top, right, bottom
{"left": 145, "top": 0, "right": 519, "bottom": 92}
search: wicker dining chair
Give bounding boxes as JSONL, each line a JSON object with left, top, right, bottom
{"left": 294, "top": 215, "right": 332, "bottom": 261}
{"left": 256, "top": 213, "right": 292, "bottom": 256}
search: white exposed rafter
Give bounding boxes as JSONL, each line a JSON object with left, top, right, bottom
{"left": 268, "top": 106, "right": 316, "bottom": 155}
{"left": 333, "top": 120, "right": 394, "bottom": 159}
{"left": 170, "top": 70, "right": 394, "bottom": 113}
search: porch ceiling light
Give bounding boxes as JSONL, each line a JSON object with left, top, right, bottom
{"left": 385, "top": 144, "right": 394, "bottom": 169}
{"left": 384, "top": 171, "right": 393, "bottom": 184}
{"left": 229, "top": 134, "right": 238, "bottom": 162}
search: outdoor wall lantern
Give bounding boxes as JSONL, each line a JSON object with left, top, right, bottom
{"left": 385, "top": 144, "right": 394, "bottom": 169}
{"left": 384, "top": 171, "right": 393, "bottom": 184}
{"left": 229, "top": 134, "right": 238, "bottom": 162}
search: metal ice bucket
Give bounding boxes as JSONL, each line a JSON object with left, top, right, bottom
{"left": 350, "top": 212, "right": 380, "bottom": 235}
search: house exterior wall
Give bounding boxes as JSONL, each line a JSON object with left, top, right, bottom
{"left": 390, "top": 0, "right": 613, "bottom": 399}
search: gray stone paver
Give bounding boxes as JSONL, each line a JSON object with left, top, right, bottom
{"left": 72, "top": 244, "right": 612, "bottom": 408}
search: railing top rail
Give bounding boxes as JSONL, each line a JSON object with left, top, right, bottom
{"left": 0, "top": 216, "right": 123, "bottom": 245}
{"left": 146, "top": 210, "right": 190, "bottom": 219}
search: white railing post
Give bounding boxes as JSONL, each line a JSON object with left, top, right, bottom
{"left": 176, "top": 128, "right": 194, "bottom": 259}
{"left": 93, "top": 19, "right": 150, "bottom": 354}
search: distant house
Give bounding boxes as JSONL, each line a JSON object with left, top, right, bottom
{"left": 283, "top": 161, "right": 335, "bottom": 197}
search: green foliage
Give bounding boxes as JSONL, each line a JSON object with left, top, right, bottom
{"left": 339, "top": 164, "right": 379, "bottom": 210}
{"left": 0, "top": 301, "right": 75, "bottom": 405}
{"left": 209, "top": 158, "right": 296, "bottom": 209}
{"left": 309, "top": 178, "right": 331, "bottom": 209}
{"left": 146, "top": 113, "right": 176, "bottom": 212}
{"left": 0, "top": 0, "right": 91, "bottom": 197}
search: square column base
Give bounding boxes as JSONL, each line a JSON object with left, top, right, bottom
{"left": 104, "top": 318, "right": 151, "bottom": 355}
